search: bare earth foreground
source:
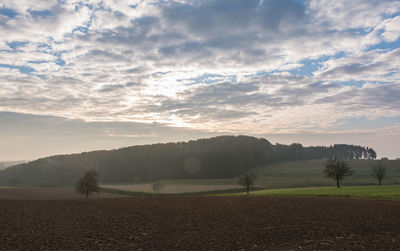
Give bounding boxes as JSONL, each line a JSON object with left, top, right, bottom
{"left": 0, "top": 194, "right": 399, "bottom": 250}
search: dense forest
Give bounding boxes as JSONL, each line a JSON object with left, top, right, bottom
{"left": 0, "top": 135, "right": 377, "bottom": 187}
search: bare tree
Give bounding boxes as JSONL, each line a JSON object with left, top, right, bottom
{"left": 76, "top": 170, "right": 100, "bottom": 199}
{"left": 152, "top": 182, "right": 164, "bottom": 193}
{"left": 238, "top": 173, "right": 257, "bottom": 195}
{"left": 324, "top": 158, "right": 353, "bottom": 188}
{"left": 372, "top": 163, "right": 387, "bottom": 186}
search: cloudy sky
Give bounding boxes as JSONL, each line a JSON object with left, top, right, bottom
{"left": 1, "top": 0, "right": 400, "bottom": 161}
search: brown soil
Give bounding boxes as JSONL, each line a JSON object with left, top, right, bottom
{"left": 0, "top": 196, "right": 399, "bottom": 250}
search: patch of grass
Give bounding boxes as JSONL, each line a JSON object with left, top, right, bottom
{"left": 242, "top": 185, "right": 400, "bottom": 200}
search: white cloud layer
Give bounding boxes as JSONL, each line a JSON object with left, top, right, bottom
{"left": 0, "top": 0, "right": 400, "bottom": 158}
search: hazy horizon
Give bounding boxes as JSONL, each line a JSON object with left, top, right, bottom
{"left": 1, "top": 0, "right": 399, "bottom": 161}
{"left": 1, "top": 112, "right": 398, "bottom": 161}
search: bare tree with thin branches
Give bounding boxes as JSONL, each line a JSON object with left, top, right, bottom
{"left": 152, "top": 182, "right": 164, "bottom": 193}
{"left": 238, "top": 173, "right": 257, "bottom": 195}
{"left": 76, "top": 170, "right": 100, "bottom": 199}
{"left": 324, "top": 158, "right": 353, "bottom": 188}
{"left": 372, "top": 163, "right": 387, "bottom": 186}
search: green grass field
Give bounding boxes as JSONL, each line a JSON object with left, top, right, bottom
{"left": 100, "top": 159, "right": 400, "bottom": 195}
{"left": 249, "top": 159, "right": 400, "bottom": 188}
{"left": 246, "top": 186, "right": 400, "bottom": 200}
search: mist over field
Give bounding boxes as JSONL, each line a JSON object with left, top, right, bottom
{"left": 0, "top": 161, "right": 26, "bottom": 170}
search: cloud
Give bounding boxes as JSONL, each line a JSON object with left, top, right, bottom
{"left": 0, "top": 0, "right": 399, "bottom": 158}
{"left": 380, "top": 15, "right": 400, "bottom": 42}
{"left": 98, "top": 84, "right": 125, "bottom": 92}
{"left": 162, "top": 0, "right": 305, "bottom": 35}
{"left": 308, "top": 0, "right": 400, "bottom": 31}
{"left": 315, "top": 48, "right": 400, "bottom": 82}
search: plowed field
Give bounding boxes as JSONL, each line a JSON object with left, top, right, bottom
{"left": 0, "top": 196, "right": 399, "bottom": 250}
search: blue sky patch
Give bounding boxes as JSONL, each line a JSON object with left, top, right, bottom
{"left": 56, "top": 58, "right": 66, "bottom": 66}
{"left": 28, "top": 9, "right": 53, "bottom": 17}
{"left": 288, "top": 59, "right": 320, "bottom": 77}
{"left": 0, "top": 8, "right": 18, "bottom": 18}
{"left": 28, "top": 60, "right": 49, "bottom": 64}
{"left": 0, "top": 64, "right": 35, "bottom": 74}
{"left": 8, "top": 41, "right": 29, "bottom": 50}
{"left": 367, "top": 37, "right": 400, "bottom": 52}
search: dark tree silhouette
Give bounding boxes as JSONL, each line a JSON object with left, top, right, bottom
{"left": 76, "top": 170, "right": 99, "bottom": 199}
{"left": 238, "top": 173, "right": 257, "bottom": 195}
{"left": 366, "top": 147, "right": 377, "bottom": 159}
{"left": 324, "top": 158, "right": 353, "bottom": 188}
{"left": 372, "top": 163, "right": 387, "bottom": 186}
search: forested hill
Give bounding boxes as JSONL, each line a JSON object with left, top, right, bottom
{"left": 0, "top": 135, "right": 376, "bottom": 187}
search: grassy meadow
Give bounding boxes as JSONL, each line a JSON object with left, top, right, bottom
{"left": 99, "top": 159, "right": 400, "bottom": 195}
{"left": 249, "top": 159, "right": 400, "bottom": 188}
{"left": 247, "top": 186, "right": 400, "bottom": 200}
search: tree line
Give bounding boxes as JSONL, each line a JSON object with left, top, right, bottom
{"left": 0, "top": 135, "right": 377, "bottom": 187}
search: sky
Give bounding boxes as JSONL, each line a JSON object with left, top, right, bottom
{"left": 0, "top": 0, "right": 400, "bottom": 161}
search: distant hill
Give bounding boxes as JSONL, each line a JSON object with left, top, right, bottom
{"left": 0, "top": 135, "right": 377, "bottom": 187}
